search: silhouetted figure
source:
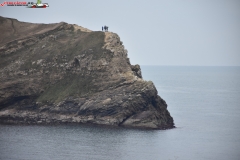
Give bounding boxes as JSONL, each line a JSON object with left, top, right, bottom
{"left": 104, "top": 25, "right": 107, "bottom": 32}
{"left": 102, "top": 26, "right": 103, "bottom": 31}
{"left": 106, "top": 26, "right": 108, "bottom": 32}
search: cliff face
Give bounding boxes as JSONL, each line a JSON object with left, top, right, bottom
{"left": 0, "top": 16, "right": 175, "bottom": 129}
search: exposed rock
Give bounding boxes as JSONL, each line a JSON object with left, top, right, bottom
{"left": 0, "top": 16, "right": 175, "bottom": 129}
{"left": 131, "top": 64, "right": 142, "bottom": 78}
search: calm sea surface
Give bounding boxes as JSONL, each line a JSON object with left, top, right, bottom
{"left": 1, "top": 66, "right": 240, "bottom": 160}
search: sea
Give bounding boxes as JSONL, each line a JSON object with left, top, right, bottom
{"left": 0, "top": 66, "right": 240, "bottom": 160}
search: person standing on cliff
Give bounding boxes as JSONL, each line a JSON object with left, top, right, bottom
{"left": 102, "top": 26, "right": 103, "bottom": 31}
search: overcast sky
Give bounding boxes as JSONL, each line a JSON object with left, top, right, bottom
{"left": 1, "top": 0, "right": 240, "bottom": 66}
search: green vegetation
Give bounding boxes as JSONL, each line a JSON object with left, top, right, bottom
{"left": 35, "top": 31, "right": 108, "bottom": 103}
{"left": 37, "top": 74, "right": 98, "bottom": 103}
{"left": 2, "top": 27, "right": 112, "bottom": 104}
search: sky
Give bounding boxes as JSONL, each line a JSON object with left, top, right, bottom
{"left": 1, "top": 0, "right": 240, "bottom": 66}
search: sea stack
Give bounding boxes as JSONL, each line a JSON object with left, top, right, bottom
{"left": 0, "top": 16, "right": 175, "bottom": 129}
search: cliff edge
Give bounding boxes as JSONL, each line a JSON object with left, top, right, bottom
{"left": 0, "top": 16, "right": 175, "bottom": 129}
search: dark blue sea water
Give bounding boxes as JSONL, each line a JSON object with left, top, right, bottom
{"left": 1, "top": 66, "right": 240, "bottom": 160}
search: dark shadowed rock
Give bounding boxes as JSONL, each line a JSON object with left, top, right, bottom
{"left": 0, "top": 16, "right": 175, "bottom": 129}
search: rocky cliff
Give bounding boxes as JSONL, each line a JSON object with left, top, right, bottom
{"left": 0, "top": 16, "right": 175, "bottom": 129}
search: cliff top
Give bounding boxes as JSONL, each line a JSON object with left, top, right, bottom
{"left": 0, "top": 16, "right": 174, "bottom": 129}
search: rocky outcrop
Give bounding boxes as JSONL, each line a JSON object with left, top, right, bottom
{"left": 0, "top": 16, "right": 175, "bottom": 129}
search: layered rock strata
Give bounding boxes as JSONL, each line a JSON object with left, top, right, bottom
{"left": 0, "top": 16, "right": 175, "bottom": 129}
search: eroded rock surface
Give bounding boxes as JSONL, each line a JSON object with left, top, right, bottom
{"left": 0, "top": 16, "right": 175, "bottom": 129}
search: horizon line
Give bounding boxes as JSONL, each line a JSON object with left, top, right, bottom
{"left": 139, "top": 65, "right": 240, "bottom": 67}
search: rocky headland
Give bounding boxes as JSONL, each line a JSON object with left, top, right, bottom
{"left": 0, "top": 16, "right": 175, "bottom": 129}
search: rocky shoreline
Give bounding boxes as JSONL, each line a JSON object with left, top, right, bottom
{"left": 0, "top": 16, "right": 175, "bottom": 129}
